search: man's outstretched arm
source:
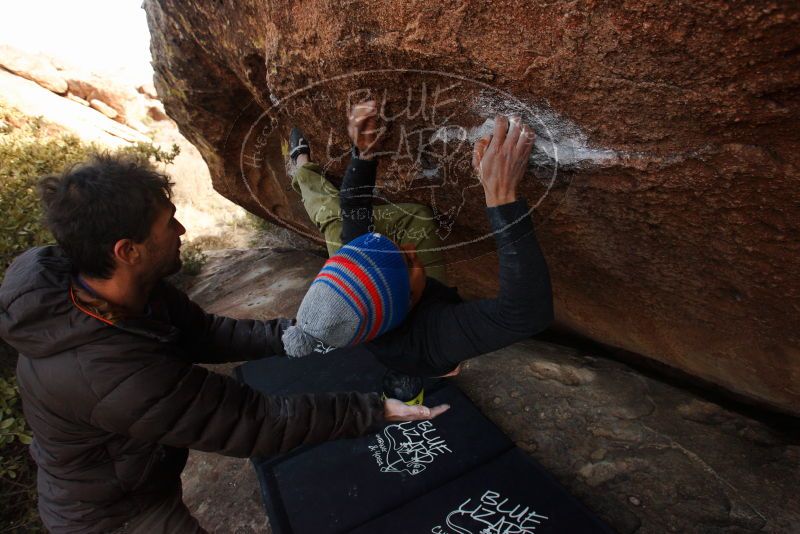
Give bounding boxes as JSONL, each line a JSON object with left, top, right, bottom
{"left": 160, "top": 281, "right": 292, "bottom": 363}
{"left": 89, "top": 350, "right": 448, "bottom": 458}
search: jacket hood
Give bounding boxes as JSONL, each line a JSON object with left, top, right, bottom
{"left": 0, "top": 246, "right": 109, "bottom": 358}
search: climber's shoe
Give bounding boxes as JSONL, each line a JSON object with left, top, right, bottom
{"left": 289, "top": 127, "right": 310, "bottom": 164}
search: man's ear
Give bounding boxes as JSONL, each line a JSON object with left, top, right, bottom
{"left": 113, "top": 238, "right": 142, "bottom": 267}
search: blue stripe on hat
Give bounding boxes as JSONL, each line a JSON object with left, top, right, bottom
{"left": 348, "top": 245, "right": 409, "bottom": 334}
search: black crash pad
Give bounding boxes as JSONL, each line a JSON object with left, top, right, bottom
{"left": 261, "top": 385, "right": 512, "bottom": 534}
{"left": 351, "top": 448, "right": 614, "bottom": 534}
{"left": 236, "top": 348, "right": 612, "bottom": 534}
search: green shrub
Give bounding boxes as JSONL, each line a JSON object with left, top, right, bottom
{"left": 118, "top": 141, "right": 180, "bottom": 165}
{"left": 190, "top": 234, "right": 231, "bottom": 251}
{"left": 0, "top": 100, "right": 179, "bottom": 531}
{"left": 0, "top": 131, "right": 85, "bottom": 276}
{"left": 0, "top": 104, "right": 179, "bottom": 276}
{"left": 0, "top": 376, "right": 32, "bottom": 474}
{"left": 0, "top": 367, "right": 39, "bottom": 532}
{"left": 180, "top": 242, "right": 208, "bottom": 276}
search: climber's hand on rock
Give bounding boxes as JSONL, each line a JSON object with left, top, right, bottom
{"left": 384, "top": 398, "right": 450, "bottom": 422}
{"left": 348, "top": 100, "right": 380, "bottom": 160}
{"left": 473, "top": 115, "right": 535, "bottom": 207}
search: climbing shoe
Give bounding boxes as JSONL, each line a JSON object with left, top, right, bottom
{"left": 289, "top": 127, "right": 310, "bottom": 164}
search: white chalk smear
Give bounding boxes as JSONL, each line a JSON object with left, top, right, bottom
{"left": 431, "top": 91, "right": 619, "bottom": 169}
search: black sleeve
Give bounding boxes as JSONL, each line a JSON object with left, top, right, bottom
{"left": 340, "top": 148, "right": 379, "bottom": 245}
{"left": 424, "top": 199, "right": 554, "bottom": 372}
{"left": 160, "top": 281, "right": 292, "bottom": 363}
{"left": 90, "top": 351, "right": 385, "bottom": 458}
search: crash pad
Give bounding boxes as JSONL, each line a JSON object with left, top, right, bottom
{"left": 351, "top": 448, "right": 614, "bottom": 533}
{"left": 236, "top": 348, "right": 611, "bottom": 533}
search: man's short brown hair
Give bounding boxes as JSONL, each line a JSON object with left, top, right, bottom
{"left": 38, "top": 153, "right": 174, "bottom": 278}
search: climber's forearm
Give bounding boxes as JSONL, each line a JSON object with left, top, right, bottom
{"left": 425, "top": 199, "right": 553, "bottom": 373}
{"left": 340, "top": 150, "right": 378, "bottom": 244}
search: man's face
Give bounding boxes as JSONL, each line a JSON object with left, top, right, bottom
{"left": 141, "top": 201, "right": 186, "bottom": 279}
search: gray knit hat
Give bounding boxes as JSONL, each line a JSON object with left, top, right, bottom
{"left": 282, "top": 233, "right": 411, "bottom": 357}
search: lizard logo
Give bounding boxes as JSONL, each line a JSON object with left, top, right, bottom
{"left": 367, "top": 420, "right": 452, "bottom": 476}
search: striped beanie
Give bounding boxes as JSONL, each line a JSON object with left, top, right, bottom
{"left": 282, "top": 233, "right": 411, "bottom": 357}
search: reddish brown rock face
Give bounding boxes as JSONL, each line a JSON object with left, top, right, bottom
{"left": 144, "top": 0, "right": 800, "bottom": 414}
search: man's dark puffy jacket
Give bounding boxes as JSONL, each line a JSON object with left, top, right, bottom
{"left": 0, "top": 246, "right": 384, "bottom": 533}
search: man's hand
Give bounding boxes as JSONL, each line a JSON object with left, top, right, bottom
{"left": 383, "top": 398, "right": 450, "bottom": 422}
{"left": 473, "top": 115, "right": 535, "bottom": 207}
{"left": 347, "top": 100, "right": 380, "bottom": 160}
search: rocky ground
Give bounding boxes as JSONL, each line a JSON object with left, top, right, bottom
{"left": 177, "top": 248, "right": 800, "bottom": 534}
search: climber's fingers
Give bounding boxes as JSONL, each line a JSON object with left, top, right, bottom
{"left": 516, "top": 123, "right": 535, "bottom": 159}
{"left": 362, "top": 113, "right": 379, "bottom": 137}
{"left": 505, "top": 115, "right": 522, "bottom": 148}
{"left": 473, "top": 136, "right": 491, "bottom": 173}
{"left": 487, "top": 115, "right": 508, "bottom": 154}
{"left": 349, "top": 100, "right": 377, "bottom": 123}
{"left": 347, "top": 100, "right": 381, "bottom": 154}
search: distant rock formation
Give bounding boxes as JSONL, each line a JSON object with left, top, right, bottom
{"left": 0, "top": 44, "right": 169, "bottom": 135}
{"left": 0, "top": 46, "right": 67, "bottom": 94}
{"left": 143, "top": 0, "right": 800, "bottom": 415}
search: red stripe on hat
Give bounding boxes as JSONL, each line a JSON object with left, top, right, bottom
{"left": 326, "top": 256, "right": 384, "bottom": 342}
{"left": 316, "top": 272, "right": 367, "bottom": 344}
